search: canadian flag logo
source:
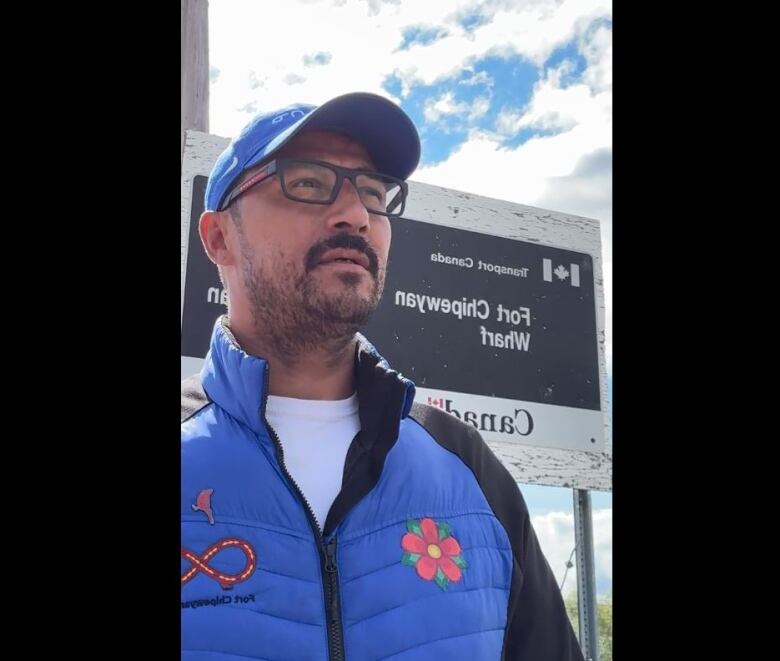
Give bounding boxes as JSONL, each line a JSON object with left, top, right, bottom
{"left": 428, "top": 397, "right": 444, "bottom": 409}
{"left": 542, "top": 259, "right": 580, "bottom": 287}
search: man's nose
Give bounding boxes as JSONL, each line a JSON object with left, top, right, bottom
{"left": 325, "top": 178, "right": 370, "bottom": 234}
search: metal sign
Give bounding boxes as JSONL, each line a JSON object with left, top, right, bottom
{"left": 181, "top": 185, "right": 603, "bottom": 453}
{"left": 362, "top": 218, "right": 604, "bottom": 452}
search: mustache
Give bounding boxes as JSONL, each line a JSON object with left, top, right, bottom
{"left": 304, "top": 233, "right": 380, "bottom": 278}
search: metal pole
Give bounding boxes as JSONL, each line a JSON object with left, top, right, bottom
{"left": 181, "top": 0, "right": 209, "bottom": 160}
{"left": 573, "top": 489, "right": 598, "bottom": 661}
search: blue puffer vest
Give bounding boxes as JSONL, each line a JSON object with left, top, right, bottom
{"left": 181, "top": 319, "right": 516, "bottom": 660}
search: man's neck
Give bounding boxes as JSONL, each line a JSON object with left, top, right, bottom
{"left": 227, "top": 317, "right": 357, "bottom": 400}
{"left": 266, "top": 345, "right": 356, "bottom": 399}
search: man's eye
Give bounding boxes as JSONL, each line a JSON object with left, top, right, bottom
{"left": 292, "top": 178, "right": 325, "bottom": 188}
{"left": 360, "top": 186, "right": 384, "bottom": 200}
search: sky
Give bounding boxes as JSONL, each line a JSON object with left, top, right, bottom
{"left": 205, "top": 0, "right": 612, "bottom": 597}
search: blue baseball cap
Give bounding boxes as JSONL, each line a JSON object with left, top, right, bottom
{"left": 205, "top": 92, "right": 421, "bottom": 212}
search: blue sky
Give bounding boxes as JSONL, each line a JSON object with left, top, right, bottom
{"left": 206, "top": 0, "right": 612, "bottom": 596}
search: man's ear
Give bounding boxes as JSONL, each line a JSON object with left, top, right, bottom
{"left": 199, "top": 211, "right": 237, "bottom": 267}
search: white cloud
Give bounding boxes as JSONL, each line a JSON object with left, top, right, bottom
{"left": 207, "top": 0, "right": 612, "bottom": 136}
{"left": 248, "top": 71, "right": 265, "bottom": 90}
{"left": 580, "top": 22, "right": 612, "bottom": 92}
{"left": 303, "top": 51, "right": 333, "bottom": 67}
{"left": 424, "top": 92, "right": 491, "bottom": 123}
{"left": 386, "top": 0, "right": 612, "bottom": 89}
{"left": 424, "top": 92, "right": 469, "bottom": 122}
{"left": 532, "top": 508, "right": 612, "bottom": 597}
{"left": 495, "top": 108, "right": 523, "bottom": 136}
{"left": 283, "top": 73, "right": 306, "bottom": 85}
{"left": 460, "top": 70, "right": 494, "bottom": 87}
{"left": 363, "top": 0, "right": 401, "bottom": 16}
{"left": 208, "top": 0, "right": 416, "bottom": 136}
{"left": 414, "top": 16, "right": 611, "bottom": 190}
{"left": 415, "top": 95, "right": 609, "bottom": 206}
{"left": 493, "top": 61, "right": 592, "bottom": 138}
{"left": 532, "top": 510, "right": 576, "bottom": 593}
{"left": 469, "top": 95, "right": 491, "bottom": 121}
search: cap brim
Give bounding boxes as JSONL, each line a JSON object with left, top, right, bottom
{"left": 245, "top": 93, "right": 421, "bottom": 180}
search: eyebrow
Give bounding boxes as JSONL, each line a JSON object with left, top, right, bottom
{"left": 277, "top": 149, "right": 376, "bottom": 171}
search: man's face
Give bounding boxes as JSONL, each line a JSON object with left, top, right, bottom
{"left": 226, "top": 129, "right": 393, "bottom": 350}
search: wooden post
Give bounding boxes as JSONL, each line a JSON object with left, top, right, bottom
{"left": 181, "top": 0, "right": 209, "bottom": 163}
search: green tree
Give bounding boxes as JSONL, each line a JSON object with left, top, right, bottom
{"left": 564, "top": 591, "right": 612, "bottom": 661}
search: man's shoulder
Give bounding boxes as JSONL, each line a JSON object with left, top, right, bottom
{"left": 407, "top": 401, "right": 518, "bottom": 493}
{"left": 408, "top": 401, "right": 484, "bottom": 443}
{"left": 181, "top": 374, "right": 210, "bottom": 423}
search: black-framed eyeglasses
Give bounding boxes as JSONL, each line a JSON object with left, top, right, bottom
{"left": 218, "top": 158, "right": 408, "bottom": 218}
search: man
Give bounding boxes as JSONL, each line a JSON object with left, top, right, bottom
{"left": 181, "top": 92, "right": 584, "bottom": 660}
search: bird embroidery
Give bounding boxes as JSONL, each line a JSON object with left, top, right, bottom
{"left": 192, "top": 488, "right": 215, "bottom": 524}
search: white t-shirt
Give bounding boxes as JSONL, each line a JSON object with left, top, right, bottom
{"left": 265, "top": 393, "right": 360, "bottom": 531}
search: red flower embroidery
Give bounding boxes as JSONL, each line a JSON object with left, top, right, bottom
{"left": 401, "top": 517, "right": 467, "bottom": 590}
